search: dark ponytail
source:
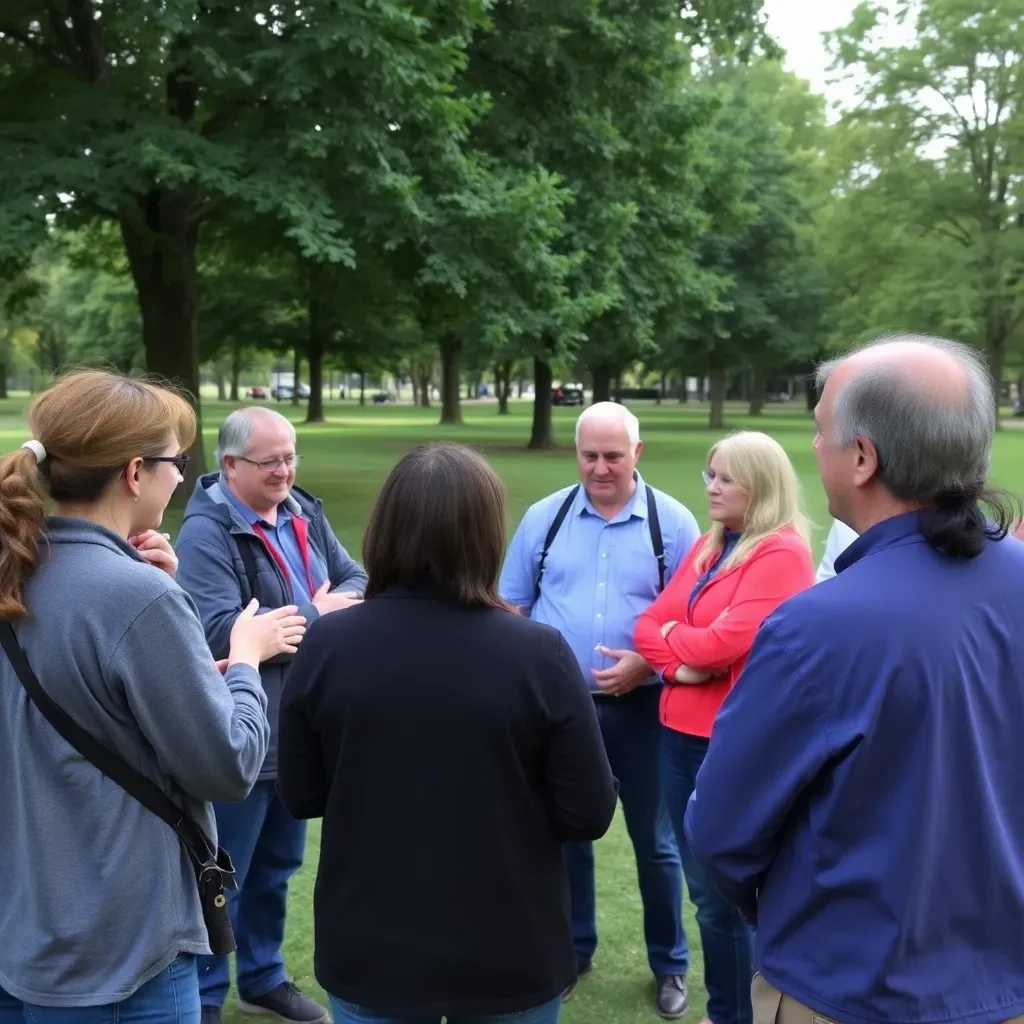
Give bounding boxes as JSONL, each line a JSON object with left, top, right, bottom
{"left": 917, "top": 486, "right": 1021, "bottom": 559}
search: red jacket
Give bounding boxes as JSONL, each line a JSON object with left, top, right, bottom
{"left": 634, "top": 526, "right": 813, "bottom": 738}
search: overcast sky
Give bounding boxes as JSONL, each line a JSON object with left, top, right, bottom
{"left": 760, "top": 0, "right": 861, "bottom": 107}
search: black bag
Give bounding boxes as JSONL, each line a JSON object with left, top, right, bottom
{"left": 0, "top": 621, "right": 238, "bottom": 955}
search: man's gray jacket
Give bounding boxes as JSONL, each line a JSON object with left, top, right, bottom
{"left": 176, "top": 472, "right": 367, "bottom": 779}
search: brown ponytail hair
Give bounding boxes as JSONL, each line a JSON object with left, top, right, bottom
{"left": 0, "top": 370, "right": 196, "bottom": 619}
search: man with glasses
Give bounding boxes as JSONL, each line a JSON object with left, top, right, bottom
{"left": 177, "top": 406, "right": 367, "bottom": 1024}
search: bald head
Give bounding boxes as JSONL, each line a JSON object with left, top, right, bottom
{"left": 827, "top": 338, "right": 974, "bottom": 407}
{"left": 575, "top": 401, "right": 640, "bottom": 448}
{"left": 814, "top": 334, "right": 997, "bottom": 547}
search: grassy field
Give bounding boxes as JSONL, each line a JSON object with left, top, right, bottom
{"left": 5, "top": 394, "right": 1024, "bottom": 1023}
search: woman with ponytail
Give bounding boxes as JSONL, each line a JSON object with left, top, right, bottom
{"left": 0, "top": 371, "right": 305, "bottom": 1023}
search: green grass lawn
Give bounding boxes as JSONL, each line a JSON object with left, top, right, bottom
{"left": 5, "top": 393, "right": 1024, "bottom": 1023}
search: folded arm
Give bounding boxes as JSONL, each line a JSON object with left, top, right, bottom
{"left": 663, "top": 549, "right": 811, "bottom": 672}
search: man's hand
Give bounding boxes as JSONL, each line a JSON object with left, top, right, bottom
{"left": 592, "top": 647, "right": 651, "bottom": 697}
{"left": 129, "top": 530, "right": 177, "bottom": 578}
{"left": 311, "top": 580, "right": 363, "bottom": 616}
{"left": 661, "top": 620, "right": 679, "bottom": 639}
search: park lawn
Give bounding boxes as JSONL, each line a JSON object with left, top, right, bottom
{"left": 2, "top": 395, "right": 1023, "bottom": 1023}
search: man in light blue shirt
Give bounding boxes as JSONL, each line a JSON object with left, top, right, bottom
{"left": 500, "top": 402, "right": 700, "bottom": 1021}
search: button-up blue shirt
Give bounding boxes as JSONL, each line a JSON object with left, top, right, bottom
{"left": 221, "top": 477, "right": 326, "bottom": 604}
{"left": 500, "top": 473, "right": 701, "bottom": 689}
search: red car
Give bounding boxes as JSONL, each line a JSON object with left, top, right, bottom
{"left": 247, "top": 386, "right": 267, "bottom": 399}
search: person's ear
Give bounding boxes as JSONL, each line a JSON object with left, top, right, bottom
{"left": 852, "top": 436, "right": 879, "bottom": 488}
{"left": 124, "top": 456, "right": 145, "bottom": 501}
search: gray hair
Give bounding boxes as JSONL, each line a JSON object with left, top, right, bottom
{"left": 216, "top": 407, "right": 296, "bottom": 469}
{"left": 815, "top": 334, "right": 994, "bottom": 504}
{"left": 575, "top": 401, "right": 641, "bottom": 448}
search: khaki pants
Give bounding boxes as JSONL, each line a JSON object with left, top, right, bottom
{"left": 752, "top": 973, "right": 1024, "bottom": 1024}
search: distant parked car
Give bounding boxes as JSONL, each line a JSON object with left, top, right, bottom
{"left": 271, "top": 384, "right": 311, "bottom": 400}
{"left": 552, "top": 384, "right": 584, "bottom": 406}
{"left": 1013, "top": 398, "right": 1024, "bottom": 418}
{"left": 247, "top": 386, "right": 267, "bottom": 399}
{"left": 372, "top": 391, "right": 395, "bottom": 404}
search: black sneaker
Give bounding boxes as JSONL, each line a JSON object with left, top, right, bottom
{"left": 655, "top": 973, "right": 690, "bottom": 1020}
{"left": 238, "top": 982, "right": 330, "bottom": 1024}
{"left": 201, "top": 1008, "right": 222, "bottom": 1024}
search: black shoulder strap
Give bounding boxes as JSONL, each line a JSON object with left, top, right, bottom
{"left": 237, "top": 534, "right": 261, "bottom": 600}
{"left": 0, "top": 621, "right": 215, "bottom": 867}
{"left": 646, "top": 485, "right": 666, "bottom": 593}
{"left": 535, "top": 485, "right": 580, "bottom": 601}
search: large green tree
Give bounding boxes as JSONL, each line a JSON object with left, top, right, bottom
{"left": 826, "top": 0, "right": 1024, "bottom": 415}
{"left": 0, "top": 0, "right": 486, "bottom": 477}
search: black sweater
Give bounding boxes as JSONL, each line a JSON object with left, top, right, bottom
{"left": 277, "top": 585, "right": 617, "bottom": 1016}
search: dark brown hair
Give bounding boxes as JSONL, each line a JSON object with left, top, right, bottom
{"left": 363, "top": 443, "right": 510, "bottom": 609}
{"left": 0, "top": 369, "right": 196, "bottom": 618}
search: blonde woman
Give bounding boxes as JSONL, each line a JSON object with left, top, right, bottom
{"left": 634, "top": 430, "right": 814, "bottom": 1024}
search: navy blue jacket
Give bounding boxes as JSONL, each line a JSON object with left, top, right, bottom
{"left": 176, "top": 474, "right": 367, "bottom": 779}
{"left": 686, "top": 512, "right": 1024, "bottom": 1024}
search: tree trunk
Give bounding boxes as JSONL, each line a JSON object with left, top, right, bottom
{"left": 591, "top": 364, "right": 612, "bottom": 404}
{"left": 496, "top": 360, "right": 512, "bottom": 415}
{"left": 119, "top": 205, "right": 204, "bottom": 497}
{"left": 612, "top": 372, "right": 621, "bottom": 402}
{"left": 214, "top": 363, "right": 227, "bottom": 401}
{"left": 657, "top": 373, "right": 666, "bottom": 405}
{"left": 708, "top": 366, "right": 726, "bottom": 429}
{"left": 529, "top": 357, "right": 555, "bottom": 449}
{"left": 696, "top": 376, "right": 706, "bottom": 402}
{"left": 291, "top": 347, "right": 302, "bottom": 407}
{"left": 439, "top": 333, "right": 463, "bottom": 425}
{"left": 411, "top": 376, "right": 420, "bottom": 407}
{"left": 230, "top": 344, "right": 241, "bottom": 402}
{"left": 987, "top": 313, "right": 1010, "bottom": 428}
{"left": 805, "top": 374, "right": 818, "bottom": 411}
{"left": 305, "top": 289, "right": 326, "bottom": 424}
{"left": 415, "top": 363, "right": 433, "bottom": 407}
{"left": 0, "top": 364, "right": 7, "bottom": 400}
{"left": 517, "top": 377, "right": 525, "bottom": 398}
{"left": 679, "top": 371, "right": 689, "bottom": 403}
{"left": 359, "top": 373, "right": 366, "bottom": 406}
{"left": 748, "top": 366, "right": 766, "bottom": 416}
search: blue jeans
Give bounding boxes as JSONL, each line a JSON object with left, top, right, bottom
{"left": 661, "top": 728, "right": 753, "bottom": 1024}
{"left": 326, "top": 994, "right": 561, "bottom": 1024}
{"left": 198, "top": 780, "right": 307, "bottom": 1007}
{"left": 563, "top": 685, "right": 688, "bottom": 977}
{"left": 0, "top": 955, "right": 200, "bottom": 1024}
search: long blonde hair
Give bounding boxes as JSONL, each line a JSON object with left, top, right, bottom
{"left": 694, "top": 430, "right": 811, "bottom": 573}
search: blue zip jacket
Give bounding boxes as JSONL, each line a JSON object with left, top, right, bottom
{"left": 685, "top": 512, "right": 1024, "bottom": 1024}
{"left": 176, "top": 473, "right": 368, "bottom": 780}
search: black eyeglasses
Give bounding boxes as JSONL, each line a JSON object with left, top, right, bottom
{"left": 144, "top": 454, "right": 190, "bottom": 473}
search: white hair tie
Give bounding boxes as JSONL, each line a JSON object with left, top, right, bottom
{"left": 21, "top": 440, "right": 46, "bottom": 465}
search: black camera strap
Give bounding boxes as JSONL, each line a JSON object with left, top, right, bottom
{"left": 0, "top": 620, "right": 217, "bottom": 871}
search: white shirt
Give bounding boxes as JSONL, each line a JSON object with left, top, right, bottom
{"left": 816, "top": 520, "right": 859, "bottom": 583}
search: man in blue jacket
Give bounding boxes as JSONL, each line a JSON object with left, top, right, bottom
{"left": 686, "top": 335, "right": 1024, "bottom": 1024}
{"left": 177, "top": 407, "right": 367, "bottom": 1024}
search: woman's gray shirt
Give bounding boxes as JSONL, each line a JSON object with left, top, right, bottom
{"left": 0, "top": 517, "right": 269, "bottom": 1006}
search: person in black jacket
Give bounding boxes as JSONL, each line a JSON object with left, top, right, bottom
{"left": 277, "top": 442, "right": 618, "bottom": 1024}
